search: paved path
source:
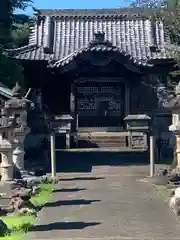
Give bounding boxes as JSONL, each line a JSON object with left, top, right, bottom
{"left": 26, "top": 166, "right": 180, "bottom": 239}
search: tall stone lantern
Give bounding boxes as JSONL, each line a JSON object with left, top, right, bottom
{"left": 4, "top": 83, "right": 34, "bottom": 177}
{"left": 157, "top": 82, "right": 180, "bottom": 170}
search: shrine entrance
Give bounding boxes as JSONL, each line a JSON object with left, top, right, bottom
{"left": 75, "top": 80, "right": 126, "bottom": 130}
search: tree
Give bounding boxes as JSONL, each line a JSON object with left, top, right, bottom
{"left": 0, "top": 1, "right": 11, "bottom": 47}
{"left": 12, "top": 22, "right": 30, "bottom": 47}
{"left": 0, "top": 0, "right": 32, "bottom": 89}
{"left": 130, "top": 0, "right": 180, "bottom": 8}
{"left": 11, "top": 0, "right": 32, "bottom": 10}
{"left": 130, "top": 0, "right": 165, "bottom": 8}
{"left": 12, "top": 14, "right": 33, "bottom": 48}
{"left": 130, "top": 0, "right": 180, "bottom": 89}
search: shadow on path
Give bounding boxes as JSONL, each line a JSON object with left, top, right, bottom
{"left": 29, "top": 221, "right": 101, "bottom": 231}
{"left": 53, "top": 188, "right": 86, "bottom": 193}
{"left": 53, "top": 151, "right": 149, "bottom": 173}
{"left": 58, "top": 177, "right": 105, "bottom": 181}
{"left": 45, "top": 199, "right": 101, "bottom": 207}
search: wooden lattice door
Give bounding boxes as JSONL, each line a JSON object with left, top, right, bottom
{"left": 76, "top": 82, "right": 125, "bottom": 127}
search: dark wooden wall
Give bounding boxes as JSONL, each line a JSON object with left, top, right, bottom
{"left": 23, "top": 61, "right": 71, "bottom": 115}
{"left": 130, "top": 82, "right": 158, "bottom": 115}
{"left": 22, "top": 60, "right": 167, "bottom": 121}
{"left": 42, "top": 74, "right": 70, "bottom": 115}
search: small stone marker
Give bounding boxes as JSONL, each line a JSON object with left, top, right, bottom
{"left": 169, "top": 187, "right": 180, "bottom": 216}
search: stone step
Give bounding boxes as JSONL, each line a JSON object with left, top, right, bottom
{"left": 78, "top": 132, "right": 128, "bottom": 148}
{"left": 79, "top": 136, "right": 127, "bottom": 140}
{"left": 79, "top": 140, "right": 126, "bottom": 143}
{"left": 79, "top": 132, "right": 129, "bottom": 137}
{"left": 79, "top": 127, "right": 123, "bottom": 132}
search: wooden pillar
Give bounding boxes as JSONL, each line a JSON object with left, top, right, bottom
{"left": 70, "top": 83, "right": 78, "bottom": 147}
{"left": 70, "top": 83, "right": 76, "bottom": 130}
{"left": 32, "top": 88, "right": 42, "bottom": 110}
{"left": 125, "top": 83, "right": 130, "bottom": 117}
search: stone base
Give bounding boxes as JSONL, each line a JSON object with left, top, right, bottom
{"left": 170, "top": 166, "right": 180, "bottom": 176}
{"left": 20, "top": 170, "right": 34, "bottom": 179}
{"left": 1, "top": 166, "right": 13, "bottom": 182}
{"left": 13, "top": 168, "right": 34, "bottom": 180}
{"left": 174, "top": 167, "right": 180, "bottom": 174}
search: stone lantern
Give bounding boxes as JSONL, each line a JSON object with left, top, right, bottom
{"left": 4, "top": 83, "right": 34, "bottom": 177}
{"left": 0, "top": 115, "right": 16, "bottom": 181}
{"left": 157, "top": 83, "right": 180, "bottom": 170}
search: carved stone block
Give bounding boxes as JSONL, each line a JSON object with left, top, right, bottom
{"left": 131, "top": 135, "right": 146, "bottom": 148}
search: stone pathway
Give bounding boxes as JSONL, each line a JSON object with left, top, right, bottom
{"left": 26, "top": 166, "right": 180, "bottom": 239}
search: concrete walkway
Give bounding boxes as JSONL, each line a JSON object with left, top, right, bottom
{"left": 26, "top": 166, "right": 180, "bottom": 239}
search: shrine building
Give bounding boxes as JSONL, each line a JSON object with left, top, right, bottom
{"left": 6, "top": 8, "right": 175, "bottom": 149}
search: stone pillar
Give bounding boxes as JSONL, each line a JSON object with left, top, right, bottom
{"left": 0, "top": 117, "right": 15, "bottom": 181}
{"left": 50, "top": 132, "right": 56, "bottom": 178}
{"left": 150, "top": 135, "right": 155, "bottom": 176}
{"left": 169, "top": 113, "right": 180, "bottom": 170}
{"left": 1, "top": 150, "right": 13, "bottom": 181}
{"left": 13, "top": 128, "right": 30, "bottom": 174}
{"left": 66, "top": 133, "right": 70, "bottom": 149}
{"left": 176, "top": 135, "right": 180, "bottom": 169}
{"left": 13, "top": 141, "right": 25, "bottom": 171}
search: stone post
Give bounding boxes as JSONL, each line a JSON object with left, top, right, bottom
{"left": 50, "top": 132, "right": 56, "bottom": 178}
{"left": 169, "top": 114, "right": 180, "bottom": 170}
{"left": 13, "top": 127, "right": 30, "bottom": 174}
{"left": 0, "top": 117, "right": 16, "bottom": 181}
{"left": 150, "top": 135, "right": 155, "bottom": 177}
{"left": 66, "top": 133, "right": 70, "bottom": 149}
{"left": 176, "top": 135, "right": 180, "bottom": 169}
{"left": 1, "top": 151, "right": 14, "bottom": 181}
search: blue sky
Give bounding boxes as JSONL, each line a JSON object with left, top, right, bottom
{"left": 15, "top": 0, "right": 132, "bottom": 15}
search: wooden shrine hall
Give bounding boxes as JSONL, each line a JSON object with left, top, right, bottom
{"left": 6, "top": 8, "right": 175, "bottom": 150}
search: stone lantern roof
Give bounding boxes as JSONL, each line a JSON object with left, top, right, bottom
{"left": 12, "top": 82, "right": 23, "bottom": 98}
{"left": 3, "top": 83, "right": 33, "bottom": 115}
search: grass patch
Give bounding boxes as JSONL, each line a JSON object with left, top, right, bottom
{"left": 0, "top": 183, "right": 53, "bottom": 240}
{"left": 31, "top": 183, "right": 53, "bottom": 207}
{"left": 155, "top": 185, "right": 171, "bottom": 201}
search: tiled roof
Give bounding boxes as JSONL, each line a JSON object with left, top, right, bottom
{"left": 0, "top": 83, "right": 12, "bottom": 99}
{"left": 35, "top": 8, "right": 146, "bottom": 17}
{"left": 50, "top": 41, "right": 147, "bottom": 70}
{"left": 34, "top": 8, "right": 156, "bottom": 17}
{"left": 5, "top": 44, "right": 50, "bottom": 61}
{"left": 6, "top": 8, "right": 172, "bottom": 66}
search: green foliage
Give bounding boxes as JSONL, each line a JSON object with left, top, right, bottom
{"left": 12, "top": 23, "right": 30, "bottom": 48}
{"left": 11, "top": 0, "right": 33, "bottom": 10}
{"left": 0, "top": 54, "right": 24, "bottom": 88}
{"left": 30, "top": 184, "right": 53, "bottom": 207}
{"left": 166, "top": 0, "right": 180, "bottom": 9}
{"left": 0, "top": 0, "right": 32, "bottom": 89}
{"left": 130, "top": 0, "right": 180, "bottom": 89}
{"left": 12, "top": 14, "right": 33, "bottom": 48}
{"left": 130, "top": 0, "right": 165, "bottom": 8}
{"left": 0, "top": 183, "right": 53, "bottom": 240}
{"left": 163, "top": 6, "right": 180, "bottom": 88}
{"left": 0, "top": 1, "right": 11, "bottom": 47}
